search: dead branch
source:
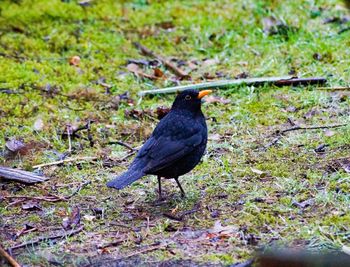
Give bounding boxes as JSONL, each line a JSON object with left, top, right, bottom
{"left": 0, "top": 167, "right": 49, "bottom": 184}
{"left": 108, "top": 141, "right": 135, "bottom": 152}
{"left": 128, "top": 67, "right": 158, "bottom": 80}
{"left": 9, "top": 226, "right": 84, "bottom": 251}
{"left": 32, "top": 156, "right": 98, "bottom": 169}
{"left": 0, "top": 245, "right": 21, "bottom": 267}
{"left": 317, "top": 86, "right": 350, "bottom": 91}
{"left": 33, "top": 145, "right": 140, "bottom": 169}
{"left": 14, "top": 226, "right": 38, "bottom": 241}
{"left": 133, "top": 42, "right": 189, "bottom": 79}
{"left": 97, "top": 239, "right": 124, "bottom": 249}
{"left": 138, "top": 76, "right": 327, "bottom": 96}
{"left": 121, "top": 243, "right": 166, "bottom": 259}
{"left": 276, "top": 123, "right": 348, "bottom": 135}
{"left": 4, "top": 195, "right": 66, "bottom": 203}
{"left": 163, "top": 205, "right": 200, "bottom": 221}
{"left": 67, "top": 180, "right": 91, "bottom": 198}
{"left": 4, "top": 181, "right": 90, "bottom": 207}
{"left": 162, "top": 212, "right": 183, "bottom": 221}
{"left": 265, "top": 123, "right": 348, "bottom": 149}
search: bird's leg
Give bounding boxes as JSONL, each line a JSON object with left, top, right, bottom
{"left": 157, "top": 176, "right": 164, "bottom": 200}
{"left": 174, "top": 177, "right": 186, "bottom": 198}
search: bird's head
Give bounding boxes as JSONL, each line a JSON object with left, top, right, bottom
{"left": 171, "top": 89, "right": 212, "bottom": 112}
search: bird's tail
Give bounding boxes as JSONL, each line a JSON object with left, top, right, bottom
{"left": 106, "top": 168, "right": 145, "bottom": 189}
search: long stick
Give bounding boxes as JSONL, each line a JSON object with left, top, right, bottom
{"left": 0, "top": 245, "right": 21, "bottom": 267}
{"left": 277, "top": 123, "right": 348, "bottom": 134}
{"left": 108, "top": 141, "right": 135, "bottom": 152}
{"left": 121, "top": 244, "right": 166, "bottom": 259}
{"left": 133, "top": 42, "right": 189, "bottom": 79}
{"left": 265, "top": 123, "right": 348, "bottom": 149}
{"left": 317, "top": 86, "right": 350, "bottom": 91}
{"left": 32, "top": 156, "right": 98, "bottom": 169}
{"left": 138, "top": 76, "right": 327, "bottom": 96}
{"left": 9, "top": 226, "right": 84, "bottom": 251}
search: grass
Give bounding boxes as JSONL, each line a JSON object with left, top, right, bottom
{"left": 1, "top": 0, "right": 350, "bottom": 266}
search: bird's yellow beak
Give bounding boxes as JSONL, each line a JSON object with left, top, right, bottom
{"left": 197, "top": 90, "right": 212, "bottom": 99}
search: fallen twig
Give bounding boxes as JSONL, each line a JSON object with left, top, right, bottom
{"left": 67, "top": 180, "right": 91, "bottom": 198}
{"left": 276, "top": 123, "right": 348, "bottom": 135}
{"left": 0, "top": 245, "right": 21, "bottom": 267}
{"left": 32, "top": 156, "right": 98, "bottom": 169}
{"left": 33, "top": 145, "right": 140, "bottom": 169}
{"left": 14, "top": 226, "right": 38, "bottom": 240}
{"left": 9, "top": 226, "right": 84, "bottom": 251}
{"left": 62, "top": 120, "right": 95, "bottom": 147}
{"left": 127, "top": 65, "right": 158, "bottom": 80}
{"left": 4, "top": 195, "right": 67, "bottom": 203}
{"left": 138, "top": 76, "right": 327, "bottom": 96}
{"left": 317, "top": 86, "right": 350, "bottom": 91}
{"left": 121, "top": 243, "right": 166, "bottom": 259}
{"left": 4, "top": 181, "right": 91, "bottom": 207}
{"left": 163, "top": 205, "right": 200, "bottom": 221}
{"left": 119, "top": 150, "right": 138, "bottom": 161}
{"left": 264, "top": 136, "right": 283, "bottom": 149}
{"left": 162, "top": 212, "right": 183, "bottom": 221}
{"left": 67, "top": 127, "right": 72, "bottom": 152}
{"left": 133, "top": 42, "right": 189, "bottom": 79}
{"left": 108, "top": 141, "right": 135, "bottom": 152}
{"left": 265, "top": 123, "right": 348, "bottom": 149}
{"left": 0, "top": 166, "right": 49, "bottom": 184}
{"left": 97, "top": 239, "right": 124, "bottom": 249}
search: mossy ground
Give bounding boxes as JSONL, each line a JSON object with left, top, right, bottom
{"left": 1, "top": 0, "right": 350, "bottom": 266}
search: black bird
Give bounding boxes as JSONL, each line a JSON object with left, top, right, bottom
{"left": 107, "top": 89, "right": 212, "bottom": 199}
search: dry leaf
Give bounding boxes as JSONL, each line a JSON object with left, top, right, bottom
{"left": 127, "top": 63, "right": 140, "bottom": 73}
{"left": 187, "top": 60, "right": 198, "bottom": 70}
{"left": 83, "top": 215, "right": 96, "bottom": 222}
{"left": 251, "top": 167, "right": 267, "bottom": 178}
{"left": 154, "top": 68, "right": 164, "bottom": 78}
{"left": 339, "top": 159, "right": 350, "bottom": 173}
{"left": 156, "top": 106, "right": 170, "bottom": 120}
{"left": 62, "top": 206, "right": 81, "bottom": 230}
{"left": 324, "top": 129, "right": 335, "bottom": 137}
{"left": 22, "top": 202, "right": 42, "bottom": 211}
{"left": 5, "top": 138, "right": 26, "bottom": 153}
{"left": 155, "top": 21, "right": 175, "bottom": 30}
{"left": 69, "top": 56, "right": 81, "bottom": 66}
{"left": 127, "top": 63, "right": 156, "bottom": 80}
{"left": 33, "top": 117, "right": 44, "bottom": 131}
{"left": 235, "top": 72, "right": 249, "bottom": 79}
{"left": 292, "top": 198, "right": 314, "bottom": 209}
{"left": 207, "top": 221, "right": 238, "bottom": 240}
{"left": 209, "top": 133, "right": 221, "bottom": 141}
{"left": 202, "top": 58, "right": 219, "bottom": 68}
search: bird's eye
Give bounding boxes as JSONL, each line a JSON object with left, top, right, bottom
{"left": 185, "top": 95, "right": 191, "bottom": 100}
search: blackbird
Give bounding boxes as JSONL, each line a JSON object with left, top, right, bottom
{"left": 107, "top": 89, "right": 212, "bottom": 199}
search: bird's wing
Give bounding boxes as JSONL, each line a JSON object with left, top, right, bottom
{"left": 144, "top": 131, "right": 203, "bottom": 173}
{"left": 135, "top": 114, "right": 204, "bottom": 173}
